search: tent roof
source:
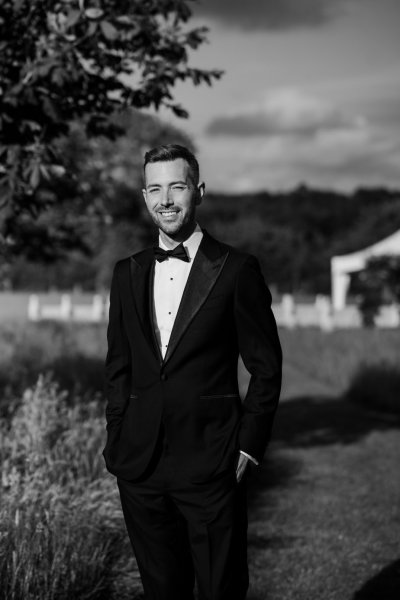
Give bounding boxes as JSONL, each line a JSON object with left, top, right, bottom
{"left": 331, "top": 229, "right": 400, "bottom": 272}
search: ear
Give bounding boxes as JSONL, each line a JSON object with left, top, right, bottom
{"left": 196, "top": 182, "right": 205, "bottom": 206}
{"left": 142, "top": 188, "right": 147, "bottom": 202}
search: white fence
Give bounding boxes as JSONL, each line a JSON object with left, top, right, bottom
{"left": 25, "top": 293, "right": 400, "bottom": 329}
{"left": 28, "top": 294, "right": 109, "bottom": 322}
{"left": 274, "top": 294, "right": 399, "bottom": 329}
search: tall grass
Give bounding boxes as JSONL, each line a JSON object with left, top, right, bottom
{"left": 0, "top": 375, "right": 139, "bottom": 600}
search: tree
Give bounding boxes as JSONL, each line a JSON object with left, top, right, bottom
{"left": 0, "top": 0, "right": 222, "bottom": 255}
{"left": 352, "top": 255, "right": 400, "bottom": 327}
{"left": 3, "top": 108, "right": 196, "bottom": 289}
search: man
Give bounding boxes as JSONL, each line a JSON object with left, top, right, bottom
{"left": 103, "top": 144, "right": 282, "bottom": 600}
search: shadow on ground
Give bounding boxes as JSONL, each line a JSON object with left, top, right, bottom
{"left": 272, "top": 394, "right": 400, "bottom": 448}
{"left": 353, "top": 558, "right": 400, "bottom": 599}
{"left": 246, "top": 392, "right": 400, "bottom": 502}
{"left": 246, "top": 391, "right": 400, "bottom": 557}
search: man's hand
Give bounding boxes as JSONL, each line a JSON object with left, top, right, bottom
{"left": 236, "top": 452, "right": 249, "bottom": 483}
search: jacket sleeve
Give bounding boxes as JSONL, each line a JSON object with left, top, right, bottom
{"left": 234, "top": 255, "right": 282, "bottom": 463}
{"left": 104, "top": 262, "right": 131, "bottom": 431}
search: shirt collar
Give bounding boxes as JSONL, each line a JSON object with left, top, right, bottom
{"left": 158, "top": 224, "right": 203, "bottom": 261}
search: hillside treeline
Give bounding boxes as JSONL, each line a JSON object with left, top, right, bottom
{"left": 5, "top": 184, "right": 400, "bottom": 295}
{"left": 5, "top": 183, "right": 400, "bottom": 295}
{"left": 201, "top": 186, "right": 400, "bottom": 294}
{"left": 2, "top": 107, "right": 399, "bottom": 295}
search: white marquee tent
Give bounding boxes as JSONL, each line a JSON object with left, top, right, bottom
{"left": 331, "top": 229, "right": 400, "bottom": 310}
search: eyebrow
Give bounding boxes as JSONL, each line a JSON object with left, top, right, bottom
{"left": 146, "top": 180, "right": 189, "bottom": 188}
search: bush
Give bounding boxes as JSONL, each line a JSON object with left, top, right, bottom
{"left": 346, "top": 362, "right": 400, "bottom": 416}
{"left": 0, "top": 375, "right": 139, "bottom": 599}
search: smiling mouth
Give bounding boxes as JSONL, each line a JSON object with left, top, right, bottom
{"left": 158, "top": 210, "right": 179, "bottom": 217}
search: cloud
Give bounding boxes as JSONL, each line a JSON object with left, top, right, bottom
{"left": 199, "top": 105, "right": 400, "bottom": 192}
{"left": 206, "top": 89, "right": 362, "bottom": 138}
{"left": 195, "top": 0, "right": 343, "bottom": 30}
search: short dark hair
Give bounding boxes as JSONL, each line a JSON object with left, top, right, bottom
{"left": 143, "top": 144, "right": 200, "bottom": 185}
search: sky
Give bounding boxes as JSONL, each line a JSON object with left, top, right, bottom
{"left": 155, "top": 0, "right": 400, "bottom": 193}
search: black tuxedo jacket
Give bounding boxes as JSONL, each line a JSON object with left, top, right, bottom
{"left": 103, "top": 231, "right": 282, "bottom": 482}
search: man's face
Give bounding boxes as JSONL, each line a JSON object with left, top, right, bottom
{"left": 142, "top": 158, "right": 204, "bottom": 242}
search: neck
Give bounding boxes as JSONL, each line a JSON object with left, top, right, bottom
{"left": 159, "top": 222, "right": 197, "bottom": 249}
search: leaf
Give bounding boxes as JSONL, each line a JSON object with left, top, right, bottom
{"left": 0, "top": 146, "right": 8, "bottom": 161}
{"left": 100, "top": 21, "right": 118, "bottom": 41}
{"left": 48, "top": 165, "right": 66, "bottom": 177}
{"left": 36, "top": 60, "right": 58, "bottom": 79}
{"left": 13, "top": 0, "right": 25, "bottom": 13}
{"left": 85, "top": 8, "right": 104, "bottom": 20}
{"left": 29, "top": 164, "right": 41, "bottom": 189}
{"left": 39, "top": 165, "right": 50, "bottom": 180}
{"left": 87, "top": 21, "right": 98, "bottom": 36}
{"left": 64, "top": 9, "right": 81, "bottom": 30}
{"left": 171, "top": 104, "right": 189, "bottom": 119}
{"left": 42, "top": 97, "right": 60, "bottom": 122}
{"left": 114, "top": 15, "right": 132, "bottom": 26}
{"left": 51, "top": 68, "right": 65, "bottom": 86}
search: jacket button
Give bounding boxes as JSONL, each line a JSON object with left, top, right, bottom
{"left": 160, "top": 372, "right": 167, "bottom": 381}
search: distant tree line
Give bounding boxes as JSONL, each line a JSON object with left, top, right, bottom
{"left": 201, "top": 187, "right": 400, "bottom": 295}
{"left": 4, "top": 132, "right": 400, "bottom": 295}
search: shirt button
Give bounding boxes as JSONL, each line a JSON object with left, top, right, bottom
{"left": 160, "top": 372, "right": 168, "bottom": 381}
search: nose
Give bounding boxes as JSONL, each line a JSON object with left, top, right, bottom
{"left": 160, "top": 188, "right": 173, "bottom": 206}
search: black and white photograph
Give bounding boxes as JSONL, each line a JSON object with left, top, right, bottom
{"left": 1, "top": 1, "right": 399, "bottom": 599}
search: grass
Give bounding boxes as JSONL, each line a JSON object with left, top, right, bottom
{"left": 279, "top": 327, "right": 400, "bottom": 395}
{"left": 346, "top": 362, "right": 400, "bottom": 414}
{"left": 247, "top": 413, "right": 400, "bottom": 600}
{"left": 0, "top": 322, "right": 107, "bottom": 417}
{"left": 0, "top": 322, "right": 399, "bottom": 598}
{"left": 0, "top": 375, "right": 141, "bottom": 600}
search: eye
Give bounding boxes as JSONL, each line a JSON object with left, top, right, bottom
{"left": 171, "top": 185, "right": 185, "bottom": 191}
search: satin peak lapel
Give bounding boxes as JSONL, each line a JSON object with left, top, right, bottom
{"left": 129, "top": 250, "right": 160, "bottom": 360}
{"left": 164, "top": 234, "right": 229, "bottom": 365}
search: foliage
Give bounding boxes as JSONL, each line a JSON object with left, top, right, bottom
{"left": 0, "top": 375, "right": 139, "bottom": 599}
{"left": 351, "top": 255, "right": 400, "bottom": 327}
{"left": 0, "top": 106, "right": 195, "bottom": 279}
{"left": 0, "top": 0, "right": 222, "bottom": 253}
{"left": 201, "top": 187, "right": 400, "bottom": 294}
{"left": 2, "top": 108, "right": 195, "bottom": 286}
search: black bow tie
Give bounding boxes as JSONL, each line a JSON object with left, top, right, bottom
{"left": 153, "top": 243, "right": 190, "bottom": 263}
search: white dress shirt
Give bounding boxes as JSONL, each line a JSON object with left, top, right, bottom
{"left": 153, "top": 224, "right": 203, "bottom": 358}
{"left": 152, "top": 224, "right": 258, "bottom": 466}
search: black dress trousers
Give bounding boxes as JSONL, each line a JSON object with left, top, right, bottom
{"left": 117, "top": 431, "right": 249, "bottom": 600}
